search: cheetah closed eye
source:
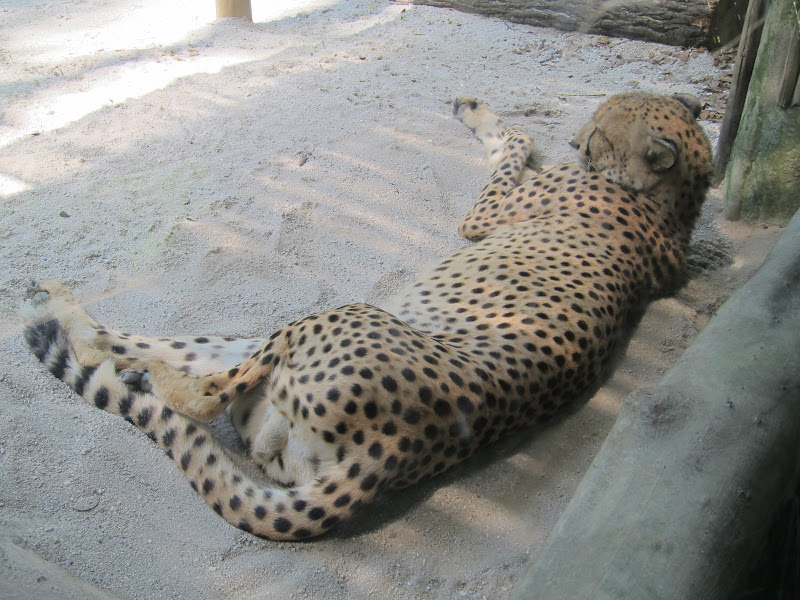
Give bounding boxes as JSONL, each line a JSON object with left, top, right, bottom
{"left": 23, "top": 92, "right": 712, "bottom": 540}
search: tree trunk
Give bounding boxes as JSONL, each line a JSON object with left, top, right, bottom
{"left": 404, "top": 0, "right": 730, "bottom": 47}
{"left": 510, "top": 206, "right": 800, "bottom": 599}
{"left": 723, "top": 0, "right": 800, "bottom": 222}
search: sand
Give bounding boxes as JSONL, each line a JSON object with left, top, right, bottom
{"left": 0, "top": 1, "right": 785, "bottom": 598}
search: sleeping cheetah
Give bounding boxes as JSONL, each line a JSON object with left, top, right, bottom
{"left": 23, "top": 92, "right": 712, "bottom": 540}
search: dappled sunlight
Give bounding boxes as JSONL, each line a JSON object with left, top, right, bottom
{"left": 9, "top": 3, "right": 214, "bottom": 65}
{"left": 322, "top": 3, "right": 411, "bottom": 37}
{"left": 180, "top": 216, "right": 271, "bottom": 254}
{"left": 372, "top": 123, "right": 488, "bottom": 166}
{"left": 0, "top": 0, "right": 407, "bottom": 149}
{"left": 255, "top": 0, "right": 343, "bottom": 23}
{"left": 84, "top": 272, "right": 164, "bottom": 307}
{"left": 624, "top": 335, "right": 678, "bottom": 375}
{"left": 0, "top": 173, "right": 31, "bottom": 198}
{"left": 8, "top": 1, "right": 339, "bottom": 66}
{"left": 318, "top": 147, "right": 417, "bottom": 181}
{"left": 1, "top": 51, "right": 262, "bottom": 147}
{"left": 594, "top": 370, "right": 644, "bottom": 407}
{"left": 255, "top": 175, "right": 440, "bottom": 253}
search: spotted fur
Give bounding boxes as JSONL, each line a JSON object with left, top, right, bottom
{"left": 23, "top": 93, "right": 712, "bottom": 540}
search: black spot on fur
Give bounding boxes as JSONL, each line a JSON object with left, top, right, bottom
{"left": 360, "top": 473, "right": 378, "bottom": 491}
{"left": 94, "top": 387, "right": 110, "bottom": 410}
{"left": 322, "top": 515, "right": 340, "bottom": 529}
{"left": 274, "top": 517, "right": 291, "bottom": 533}
{"left": 137, "top": 408, "right": 152, "bottom": 427}
{"left": 118, "top": 394, "right": 133, "bottom": 415}
{"left": 162, "top": 429, "right": 176, "bottom": 447}
{"left": 180, "top": 451, "right": 192, "bottom": 471}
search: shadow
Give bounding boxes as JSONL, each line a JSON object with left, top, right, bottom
{"left": 736, "top": 487, "right": 800, "bottom": 600}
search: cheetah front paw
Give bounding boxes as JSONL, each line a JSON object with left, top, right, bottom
{"left": 453, "top": 97, "right": 506, "bottom": 149}
{"left": 453, "top": 97, "right": 479, "bottom": 126}
{"left": 453, "top": 97, "right": 496, "bottom": 128}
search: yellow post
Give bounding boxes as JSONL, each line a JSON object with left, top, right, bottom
{"left": 216, "top": 0, "right": 253, "bottom": 21}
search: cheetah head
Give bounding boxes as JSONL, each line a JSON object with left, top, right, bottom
{"left": 570, "top": 93, "right": 713, "bottom": 231}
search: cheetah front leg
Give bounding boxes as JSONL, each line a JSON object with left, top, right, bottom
{"left": 454, "top": 97, "right": 541, "bottom": 176}
{"left": 454, "top": 98, "right": 541, "bottom": 240}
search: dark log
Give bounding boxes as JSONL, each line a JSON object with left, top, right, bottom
{"left": 509, "top": 206, "right": 800, "bottom": 599}
{"left": 404, "top": 0, "right": 727, "bottom": 47}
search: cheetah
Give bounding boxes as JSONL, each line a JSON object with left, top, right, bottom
{"left": 23, "top": 92, "right": 712, "bottom": 540}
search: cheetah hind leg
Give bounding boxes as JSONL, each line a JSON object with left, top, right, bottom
{"left": 23, "top": 279, "right": 265, "bottom": 377}
{"left": 23, "top": 280, "right": 266, "bottom": 422}
{"left": 453, "top": 97, "right": 541, "bottom": 180}
{"left": 22, "top": 280, "right": 128, "bottom": 370}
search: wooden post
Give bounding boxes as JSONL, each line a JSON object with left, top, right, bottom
{"left": 778, "top": 23, "right": 800, "bottom": 108}
{"left": 216, "top": 0, "right": 252, "bottom": 21}
{"left": 712, "top": 0, "right": 766, "bottom": 184}
{"left": 723, "top": 0, "right": 800, "bottom": 221}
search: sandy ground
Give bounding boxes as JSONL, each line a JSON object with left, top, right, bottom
{"left": 0, "top": 1, "right": 787, "bottom": 599}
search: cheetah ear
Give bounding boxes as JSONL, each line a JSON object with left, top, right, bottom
{"left": 672, "top": 94, "right": 703, "bottom": 119}
{"left": 646, "top": 136, "right": 677, "bottom": 172}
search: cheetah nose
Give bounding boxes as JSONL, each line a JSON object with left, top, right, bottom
{"left": 569, "top": 139, "right": 580, "bottom": 150}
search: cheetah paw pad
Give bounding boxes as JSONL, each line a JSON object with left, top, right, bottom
{"left": 120, "top": 368, "right": 153, "bottom": 393}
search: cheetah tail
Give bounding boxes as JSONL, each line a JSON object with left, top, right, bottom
{"left": 24, "top": 318, "right": 376, "bottom": 540}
